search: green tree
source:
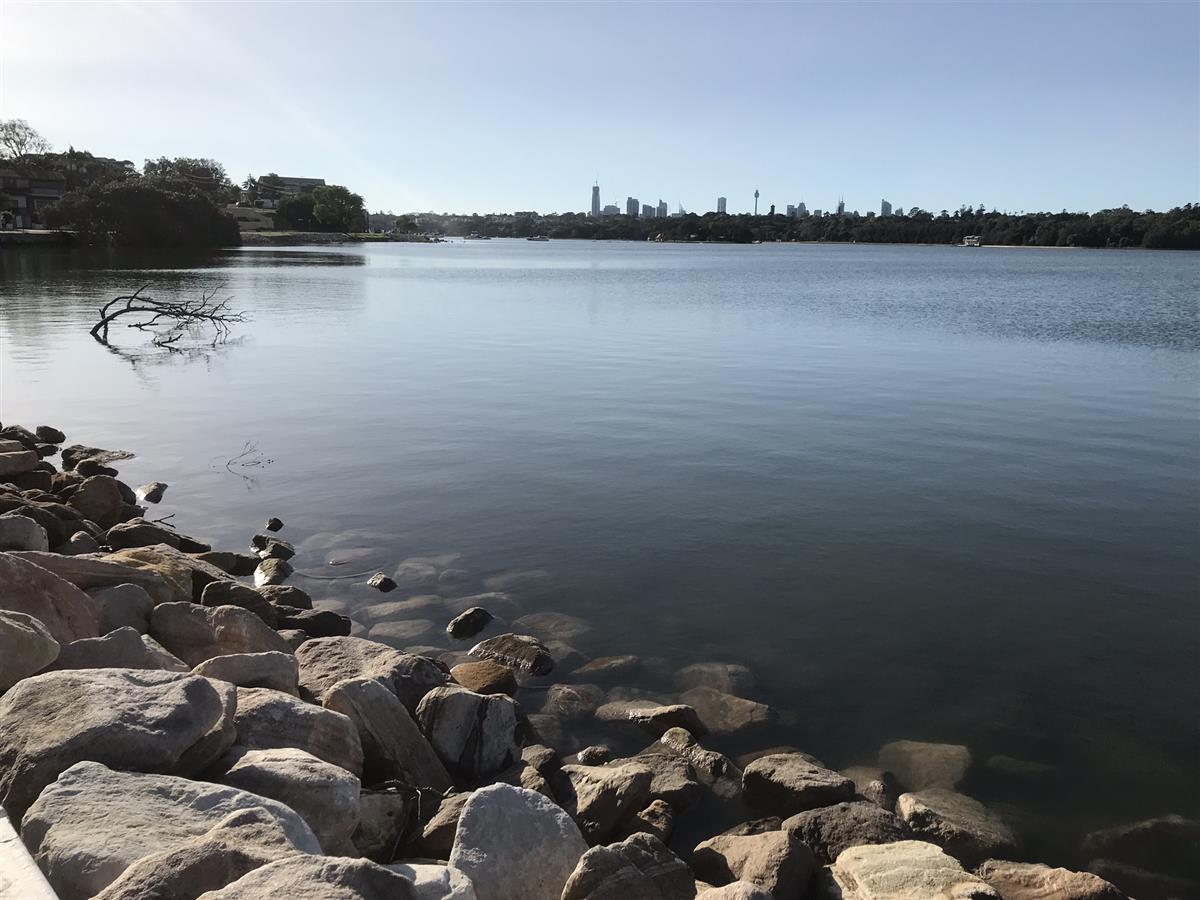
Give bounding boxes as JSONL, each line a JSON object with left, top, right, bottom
{"left": 275, "top": 193, "right": 315, "bottom": 230}
{"left": 143, "top": 157, "right": 236, "bottom": 202}
{"left": 311, "top": 184, "right": 366, "bottom": 232}
{"left": 45, "top": 180, "right": 239, "bottom": 248}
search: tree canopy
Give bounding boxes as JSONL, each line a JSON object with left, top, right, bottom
{"left": 0, "top": 119, "right": 51, "bottom": 169}
{"left": 275, "top": 184, "right": 365, "bottom": 232}
{"left": 143, "top": 157, "right": 237, "bottom": 203}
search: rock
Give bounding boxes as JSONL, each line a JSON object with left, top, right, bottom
{"left": 57, "top": 530, "right": 100, "bottom": 555}
{"left": 391, "top": 558, "right": 442, "bottom": 589}
{"left": 323, "top": 677, "right": 452, "bottom": 791}
{"left": 783, "top": 800, "right": 910, "bottom": 864}
{"left": 548, "top": 683, "right": 607, "bottom": 721}
{"left": 449, "top": 784, "right": 588, "bottom": 900}
{"left": 258, "top": 583, "right": 313, "bottom": 608}
{"left": 105, "top": 518, "right": 187, "bottom": 550}
{"left": 266, "top": 516, "right": 284, "bottom": 531}
{"left": 91, "top": 807, "right": 309, "bottom": 900}
{"left": 136, "top": 481, "right": 168, "bottom": 502}
{"left": 368, "top": 572, "right": 398, "bottom": 592}
{"left": 358, "top": 597, "right": 440, "bottom": 624}
{"left": 34, "top": 425, "right": 66, "bottom": 444}
{"left": 201, "top": 580, "right": 280, "bottom": 625}
{"left": 576, "top": 745, "right": 615, "bottom": 765}
{"left": 692, "top": 831, "right": 813, "bottom": 898}
{"left": 192, "top": 855, "right": 417, "bottom": 899}
{"left": 0, "top": 551, "right": 99, "bottom": 642}
{"left": 0, "top": 610, "right": 59, "bottom": 691}
{"left": 481, "top": 569, "right": 554, "bottom": 595}
{"left": 839, "top": 845, "right": 1000, "bottom": 900}
{"left": 141, "top": 634, "right": 191, "bottom": 670}
{"left": 48, "top": 625, "right": 170, "bottom": 670}
{"left": 254, "top": 557, "right": 293, "bottom": 586}
{"left": 11, "top": 549, "right": 179, "bottom": 604}
{"left": 628, "top": 703, "right": 706, "bottom": 737}
{"left": 561, "top": 832, "right": 695, "bottom": 900}
{"left": 658, "top": 728, "right": 743, "bottom": 800}
{"left": 674, "top": 662, "right": 755, "bottom": 695}
{"left": 196, "top": 550, "right": 260, "bottom": 576}
{"left": 89, "top": 582, "right": 155, "bottom": 634}
{"left": 553, "top": 761, "right": 655, "bottom": 842}
{"left": 151, "top": 601, "right": 292, "bottom": 665}
{"left": 0, "top": 668, "right": 235, "bottom": 819}
{"left": 1080, "top": 814, "right": 1199, "bottom": 879}
{"left": 254, "top": 535, "right": 295, "bottom": 561}
{"left": 679, "top": 687, "right": 773, "bottom": 738}
{"left": 842, "top": 765, "right": 901, "bottom": 812}
{"left": 511, "top": 611, "right": 592, "bottom": 643}
{"left": 387, "top": 863, "right": 477, "bottom": 900}
{"left": 416, "top": 686, "right": 520, "bottom": 779}
{"left": 296, "top": 635, "right": 449, "bottom": 711}
{"left": 75, "top": 458, "right": 119, "bottom": 477}
{"left": 65, "top": 475, "right": 127, "bottom": 527}
{"left": 975, "top": 859, "right": 1125, "bottom": 900}
{"left": 742, "top": 752, "right": 855, "bottom": 817}
{"left": 444, "top": 591, "right": 522, "bottom": 620}
{"left": 469, "top": 632, "right": 554, "bottom": 675}
{"left": 22, "top": 762, "right": 320, "bottom": 900}
{"left": 280, "top": 607, "right": 353, "bottom": 637}
{"left": 624, "top": 798, "right": 675, "bottom": 842}
{"left": 372, "top": 618, "right": 441, "bottom": 646}
{"left": 1085, "top": 859, "right": 1198, "bottom": 899}
{"left": 107, "top": 543, "right": 233, "bottom": 601}
{"left": 628, "top": 747, "right": 705, "bottom": 810}
{"left": 879, "top": 740, "right": 972, "bottom": 792}
{"left": 278, "top": 628, "right": 308, "bottom": 650}
{"left": 232, "top": 686, "right": 363, "bottom": 774}
{"left": 215, "top": 746, "right": 361, "bottom": 853}
{"left": 695, "top": 883, "right": 773, "bottom": 900}
{"left": 60, "top": 444, "right": 134, "bottom": 470}
{"left": 193, "top": 651, "right": 299, "bottom": 693}
{"left": 447, "top": 606, "right": 493, "bottom": 639}
{"left": 450, "top": 660, "right": 516, "bottom": 695}
{"left": 0, "top": 448, "right": 38, "bottom": 477}
{"left": 0, "top": 514, "right": 49, "bottom": 551}
{"left": 420, "top": 791, "right": 472, "bottom": 858}
{"left": 354, "top": 784, "right": 419, "bottom": 862}
{"left": 572, "top": 655, "right": 642, "bottom": 682}
{"left": 895, "top": 789, "right": 1018, "bottom": 865}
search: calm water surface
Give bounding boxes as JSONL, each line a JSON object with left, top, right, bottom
{"left": 2, "top": 241, "right": 1197, "bottom": 865}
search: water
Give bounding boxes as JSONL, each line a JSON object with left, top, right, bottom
{"left": 2, "top": 241, "right": 1197, "bottom": 868}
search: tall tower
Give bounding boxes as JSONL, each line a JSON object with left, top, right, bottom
{"left": 591, "top": 183, "right": 600, "bottom": 218}
{"left": 754, "top": 189, "right": 760, "bottom": 216}
{"left": 836, "top": 196, "right": 845, "bottom": 216}
{"left": 717, "top": 196, "right": 727, "bottom": 214}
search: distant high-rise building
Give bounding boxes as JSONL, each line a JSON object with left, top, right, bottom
{"left": 656, "top": 199, "right": 668, "bottom": 218}
{"left": 786, "top": 204, "right": 796, "bottom": 217}
{"left": 641, "top": 203, "right": 654, "bottom": 218}
{"left": 895, "top": 204, "right": 904, "bottom": 217}
{"left": 591, "top": 183, "right": 600, "bottom": 218}
{"left": 881, "top": 199, "right": 893, "bottom": 216}
{"left": 754, "top": 189, "right": 760, "bottom": 216}
{"left": 813, "top": 209, "right": 823, "bottom": 217}
{"left": 836, "top": 197, "right": 845, "bottom": 216}
{"left": 717, "top": 196, "right": 727, "bottom": 214}
{"left": 601, "top": 204, "right": 619, "bottom": 216}
{"left": 626, "top": 197, "right": 639, "bottom": 217}
{"left": 797, "top": 202, "right": 807, "bottom": 216}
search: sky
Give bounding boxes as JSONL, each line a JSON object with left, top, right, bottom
{"left": 3, "top": 1, "right": 1198, "bottom": 215}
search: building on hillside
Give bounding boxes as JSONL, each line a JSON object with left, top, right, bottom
{"left": 656, "top": 199, "right": 667, "bottom": 218}
{"left": 813, "top": 209, "right": 823, "bottom": 217}
{"left": 248, "top": 175, "right": 327, "bottom": 208}
{"left": 368, "top": 212, "right": 401, "bottom": 232}
{"left": 0, "top": 169, "right": 66, "bottom": 229}
{"left": 881, "top": 199, "right": 893, "bottom": 216}
{"left": 786, "top": 205, "right": 796, "bottom": 217}
{"left": 591, "top": 183, "right": 601, "bottom": 217}
{"left": 717, "top": 196, "right": 727, "bottom": 214}
{"left": 226, "top": 205, "right": 275, "bottom": 232}
{"left": 836, "top": 198, "right": 845, "bottom": 215}
{"left": 626, "top": 197, "right": 639, "bottom": 216}
{"left": 641, "top": 203, "right": 654, "bottom": 218}
{"left": 601, "top": 204, "right": 620, "bottom": 216}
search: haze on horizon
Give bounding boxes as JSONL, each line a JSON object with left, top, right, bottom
{"left": 4, "top": 0, "right": 1197, "bottom": 216}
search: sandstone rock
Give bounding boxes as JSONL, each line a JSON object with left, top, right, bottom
{"left": 0, "top": 514, "right": 49, "bottom": 551}
{"left": 216, "top": 746, "right": 361, "bottom": 852}
{"left": 66, "top": 475, "right": 127, "bottom": 527}
{"left": 742, "top": 752, "right": 855, "bottom": 817}
{"left": 60, "top": 444, "right": 133, "bottom": 470}
{"left": 842, "top": 765, "right": 901, "bottom": 812}
{"left": 57, "top": 530, "right": 100, "bottom": 555}
{"left": 624, "top": 798, "right": 676, "bottom": 842}
{"left": 254, "top": 557, "right": 293, "bottom": 586}
{"left": 296, "top": 635, "right": 448, "bottom": 711}
{"left": 232, "top": 686, "right": 363, "bottom": 774}
{"left": 105, "top": 518, "right": 186, "bottom": 550}
{"left": 450, "top": 659, "right": 516, "bottom": 695}
{"left": 193, "top": 855, "right": 417, "bottom": 899}
{"left": 21, "top": 761, "right": 319, "bottom": 900}
{"left": 975, "top": 859, "right": 1125, "bottom": 900}
{"left": 692, "top": 830, "right": 813, "bottom": 898}
{"left": 549, "top": 683, "right": 607, "bottom": 721}
{"left": 258, "top": 583, "right": 313, "bottom": 608}
{"left": 572, "top": 654, "right": 642, "bottom": 682}
{"left": 0, "top": 610, "right": 59, "bottom": 691}
{"left": 323, "top": 677, "right": 452, "bottom": 791}
{"left": 372, "top": 618, "right": 441, "bottom": 647}
{"left": 830, "top": 840, "right": 999, "bottom": 899}
{"left": 88, "top": 582, "right": 155, "bottom": 633}
{"left": 141, "top": 633, "right": 191, "bottom": 670}
{"left": 674, "top": 662, "right": 755, "bottom": 695}
{"left": 386, "top": 863, "right": 477, "bottom": 900}
{"left": 469, "top": 632, "right": 554, "bottom": 675}
{"left": 416, "top": 685, "right": 520, "bottom": 779}
{"left": 447, "top": 606, "right": 493, "bottom": 639}
{"left": 695, "top": 883, "right": 772, "bottom": 900}
{"left": 679, "top": 687, "right": 773, "bottom": 737}
{"left": 0, "top": 448, "right": 38, "bottom": 477}
{"left": 354, "top": 784, "right": 418, "bottom": 862}
{"left": 879, "top": 740, "right": 972, "bottom": 792}
{"left": 553, "top": 761, "right": 655, "bottom": 842}
{"left": 200, "top": 580, "right": 280, "bottom": 625}
{"left": 152, "top": 601, "right": 292, "bottom": 665}
{"left": 576, "top": 744, "right": 615, "bottom": 765}
{"left": 896, "top": 789, "right": 1018, "bottom": 865}
{"left": 784, "top": 800, "right": 910, "bottom": 864}
{"left": 368, "top": 572, "right": 398, "bottom": 592}
{"left": 108, "top": 543, "right": 234, "bottom": 602}
{"left": 0, "top": 668, "right": 235, "bottom": 819}
{"left": 194, "top": 651, "right": 299, "bottom": 693}
{"left": 561, "top": 832, "right": 694, "bottom": 900}
{"left": 48, "top": 625, "right": 170, "bottom": 670}
{"left": 658, "top": 728, "right": 743, "bottom": 800}
{"left": 136, "top": 481, "right": 168, "bottom": 503}
{"left": 0, "top": 551, "right": 99, "bottom": 642}
{"left": 279, "top": 607, "right": 353, "bottom": 637}
{"left": 449, "top": 784, "right": 587, "bottom": 900}
{"left": 11, "top": 549, "right": 179, "bottom": 604}
{"left": 419, "top": 791, "right": 472, "bottom": 858}
{"left": 278, "top": 628, "right": 308, "bottom": 650}
{"left": 196, "top": 550, "right": 260, "bottom": 576}
{"left": 628, "top": 747, "right": 704, "bottom": 810}
{"left": 512, "top": 610, "right": 592, "bottom": 643}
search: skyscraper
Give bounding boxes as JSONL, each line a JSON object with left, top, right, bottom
{"left": 641, "top": 203, "right": 654, "bottom": 218}
{"left": 797, "top": 202, "right": 808, "bottom": 216}
{"left": 591, "top": 183, "right": 600, "bottom": 218}
{"left": 657, "top": 199, "right": 668, "bottom": 218}
{"left": 717, "top": 196, "right": 727, "bottom": 214}
{"left": 836, "top": 197, "right": 845, "bottom": 216}
{"left": 786, "top": 205, "right": 796, "bottom": 217}
{"left": 881, "top": 199, "right": 893, "bottom": 216}
{"left": 754, "top": 190, "right": 760, "bottom": 216}
{"left": 626, "top": 197, "right": 639, "bottom": 217}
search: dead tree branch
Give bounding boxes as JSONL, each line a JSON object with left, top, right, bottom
{"left": 91, "top": 285, "right": 246, "bottom": 348}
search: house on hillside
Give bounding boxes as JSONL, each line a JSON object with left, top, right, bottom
{"left": 0, "top": 169, "right": 67, "bottom": 229}
{"left": 244, "top": 175, "right": 327, "bottom": 209}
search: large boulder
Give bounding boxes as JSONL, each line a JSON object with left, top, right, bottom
{"left": 0, "top": 447, "right": 38, "bottom": 476}
{"left": 65, "top": 475, "right": 127, "bottom": 527}
{"left": 658, "top": 727, "right": 743, "bottom": 800}
{"left": 89, "top": 582, "right": 156, "bottom": 634}
{"left": 0, "top": 551, "right": 99, "bottom": 642}
{"left": 450, "top": 660, "right": 517, "bottom": 695}
{"left": 0, "top": 610, "right": 59, "bottom": 691}
{"left": 20, "top": 761, "right": 320, "bottom": 900}
{"left": 192, "top": 855, "right": 417, "bottom": 899}
{"left": 215, "top": 746, "right": 361, "bottom": 853}
{"left": 878, "top": 740, "right": 972, "bottom": 792}
{"left": 91, "top": 807, "right": 314, "bottom": 900}
{"left": 386, "top": 863, "right": 477, "bottom": 900}
{"left": 415, "top": 686, "right": 520, "bottom": 779}
{"left": 353, "top": 784, "right": 419, "bottom": 862}
{"left": 105, "top": 518, "right": 186, "bottom": 550}
{"left": 1079, "top": 814, "right": 1200, "bottom": 885}
{"left": 678, "top": 688, "right": 773, "bottom": 737}
{"left": 975, "top": 859, "right": 1126, "bottom": 900}
{"left": 895, "top": 790, "right": 1018, "bottom": 865}
{"left": 200, "top": 581, "right": 281, "bottom": 626}
{"left": 783, "top": 800, "right": 910, "bottom": 864}
{"left": 551, "top": 761, "right": 655, "bottom": 843}
{"left": 193, "top": 651, "right": 300, "bottom": 693}
{"left": 561, "top": 832, "right": 695, "bottom": 900}
{"left": 12, "top": 550, "right": 180, "bottom": 604}
{"left": 829, "top": 840, "right": 999, "bottom": 899}
{"left": 468, "top": 633, "right": 554, "bottom": 676}
{"left": 742, "top": 752, "right": 855, "bottom": 816}
{"left": 0, "top": 669, "right": 235, "bottom": 820}
{"left": 627, "top": 747, "right": 705, "bottom": 811}
{"left": 295, "top": 635, "right": 448, "bottom": 711}
{"left": 232, "top": 686, "right": 363, "bottom": 775}
{"left": 48, "top": 625, "right": 173, "bottom": 670}
{"left": 449, "top": 784, "right": 588, "bottom": 900}
{"left": 0, "top": 514, "right": 49, "bottom": 551}
{"left": 108, "top": 543, "right": 234, "bottom": 603}
{"left": 324, "top": 677, "right": 452, "bottom": 791}
{"left": 691, "top": 831, "right": 813, "bottom": 898}
{"left": 695, "top": 884, "right": 772, "bottom": 900}
{"left": 150, "top": 602, "right": 292, "bottom": 666}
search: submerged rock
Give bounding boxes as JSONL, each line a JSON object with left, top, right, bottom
{"left": 469, "top": 632, "right": 554, "bottom": 676}
{"left": 674, "top": 662, "right": 755, "bottom": 695}
{"left": 895, "top": 789, "right": 1018, "bottom": 865}
{"left": 878, "top": 739, "right": 972, "bottom": 792}
{"left": 679, "top": 687, "right": 773, "bottom": 737}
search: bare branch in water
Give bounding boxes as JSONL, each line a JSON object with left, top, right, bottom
{"left": 209, "top": 440, "right": 274, "bottom": 490}
{"left": 91, "top": 285, "right": 247, "bottom": 349}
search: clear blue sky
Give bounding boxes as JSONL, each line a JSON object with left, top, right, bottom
{"left": 5, "top": 1, "right": 1198, "bottom": 215}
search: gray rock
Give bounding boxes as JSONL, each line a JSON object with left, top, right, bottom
{"left": 449, "top": 784, "right": 588, "bottom": 900}
{"left": 0, "top": 610, "right": 59, "bottom": 692}
{"left": 141, "top": 634, "right": 191, "bottom": 670}
{"left": 975, "top": 859, "right": 1125, "bottom": 900}
{"left": 0, "top": 551, "right": 99, "bottom": 642}
{"left": 829, "top": 840, "right": 999, "bottom": 899}
{"left": 628, "top": 747, "right": 705, "bottom": 811}
{"left": 469, "top": 632, "right": 554, "bottom": 675}
{"left": 742, "top": 752, "right": 855, "bottom": 817}
{"left": 841, "top": 765, "right": 901, "bottom": 812}
{"left": 0, "top": 669, "right": 235, "bottom": 820}
{"left": 278, "top": 607, "right": 353, "bottom": 637}
{"left": 106, "top": 543, "right": 233, "bottom": 602}
{"left": 254, "top": 557, "right": 293, "bottom": 586}
{"left": 1080, "top": 814, "right": 1200, "bottom": 881}
{"left": 415, "top": 686, "right": 520, "bottom": 779}
{"left": 34, "top": 425, "right": 66, "bottom": 444}
{"left": 386, "top": 863, "right": 477, "bottom": 900}
{"left": 450, "top": 660, "right": 516, "bottom": 695}
{"left": 265, "top": 516, "right": 284, "bottom": 531}
{"left": 151, "top": 601, "right": 292, "bottom": 666}
{"left": 420, "top": 791, "right": 473, "bottom": 859}
{"left": 196, "top": 551, "right": 260, "bottom": 576}
{"left": 895, "top": 789, "right": 1018, "bottom": 865}
{"left": 367, "top": 572, "right": 397, "bottom": 592}
{"left": 879, "top": 740, "right": 972, "bottom": 792}
{"left": 394, "top": 559, "right": 442, "bottom": 589}
{"left": 21, "top": 761, "right": 319, "bottom": 900}
{"left": 552, "top": 761, "right": 655, "bottom": 842}
{"left": 200, "top": 581, "right": 280, "bottom": 626}
{"left": 193, "top": 651, "right": 299, "bottom": 693}
{"left": 447, "top": 606, "right": 493, "bottom": 639}
{"left": 192, "top": 855, "right": 418, "bottom": 899}
{"left": 354, "top": 784, "right": 418, "bottom": 862}
{"left": 66, "top": 475, "right": 127, "bottom": 527}
{"left": 0, "top": 448, "right": 39, "bottom": 477}
{"left": 627, "top": 703, "right": 706, "bottom": 737}
{"left": 692, "top": 831, "right": 813, "bottom": 898}
{"left": 658, "top": 728, "right": 743, "bottom": 800}
{"left": 323, "top": 677, "right": 452, "bottom": 791}
{"left": 215, "top": 746, "right": 361, "bottom": 853}
{"left": 296, "top": 635, "right": 449, "bottom": 711}
{"left": 11, "top": 549, "right": 179, "bottom": 604}
{"left": 561, "top": 832, "right": 695, "bottom": 900}
{"left": 358, "top": 598, "right": 441, "bottom": 625}
{"left": 623, "top": 798, "right": 675, "bottom": 843}
{"left": 60, "top": 444, "right": 133, "bottom": 470}
{"left": 252, "top": 535, "right": 295, "bottom": 560}
{"left": 695, "top": 883, "right": 773, "bottom": 900}
{"left": 232, "top": 686, "right": 363, "bottom": 775}
{"left": 783, "top": 800, "right": 910, "bottom": 864}
{"left": 88, "top": 582, "right": 155, "bottom": 634}
{"left": 674, "top": 662, "right": 755, "bottom": 696}
{"left": 548, "top": 683, "right": 607, "bottom": 721}
{"left": 278, "top": 628, "right": 308, "bottom": 650}
{"left": 57, "top": 530, "right": 100, "bottom": 555}
{"left": 679, "top": 687, "right": 773, "bottom": 738}
{"left": 258, "top": 584, "right": 313, "bottom": 609}
{"left": 136, "top": 481, "right": 168, "bottom": 503}
{"left": 48, "top": 625, "right": 171, "bottom": 670}
{"left": 105, "top": 518, "right": 186, "bottom": 550}
{"left": 0, "top": 514, "right": 49, "bottom": 551}
{"left": 576, "top": 745, "right": 615, "bottom": 765}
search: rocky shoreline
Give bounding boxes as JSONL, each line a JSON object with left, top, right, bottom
{"left": 0, "top": 423, "right": 1194, "bottom": 899}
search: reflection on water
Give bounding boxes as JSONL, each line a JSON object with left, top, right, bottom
{"left": 2, "top": 240, "right": 1197, "bottom": 876}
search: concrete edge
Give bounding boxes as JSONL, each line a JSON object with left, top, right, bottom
{"left": 1, "top": 809, "right": 59, "bottom": 900}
